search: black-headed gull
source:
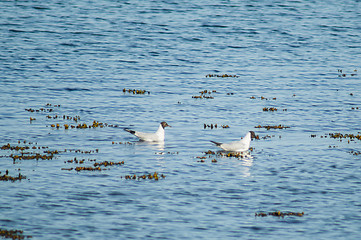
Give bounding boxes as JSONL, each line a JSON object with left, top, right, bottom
{"left": 211, "top": 131, "right": 256, "bottom": 152}
{"left": 125, "top": 122, "right": 171, "bottom": 142}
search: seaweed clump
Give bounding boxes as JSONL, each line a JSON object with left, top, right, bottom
{"left": 1, "top": 144, "right": 30, "bottom": 151}
{"left": 75, "top": 166, "right": 103, "bottom": 172}
{"left": 262, "top": 107, "right": 287, "bottom": 112}
{"left": 0, "top": 228, "right": 32, "bottom": 239}
{"left": 0, "top": 171, "right": 27, "bottom": 182}
{"left": 1, "top": 141, "right": 58, "bottom": 163}
{"left": 202, "top": 150, "right": 252, "bottom": 159}
{"left": 250, "top": 96, "right": 277, "bottom": 100}
{"left": 51, "top": 120, "right": 106, "bottom": 129}
{"left": 255, "top": 125, "right": 290, "bottom": 130}
{"left": 205, "top": 74, "right": 239, "bottom": 78}
{"left": 122, "top": 172, "right": 165, "bottom": 181}
{"left": 122, "top": 88, "right": 150, "bottom": 95}
{"left": 10, "top": 153, "right": 54, "bottom": 161}
{"left": 255, "top": 211, "right": 304, "bottom": 218}
{"left": 203, "top": 124, "right": 229, "bottom": 129}
{"left": 93, "top": 161, "right": 124, "bottom": 167}
{"left": 192, "top": 90, "right": 216, "bottom": 99}
{"left": 328, "top": 133, "right": 361, "bottom": 141}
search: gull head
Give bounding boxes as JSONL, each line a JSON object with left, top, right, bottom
{"left": 161, "top": 122, "right": 171, "bottom": 128}
{"left": 250, "top": 131, "right": 257, "bottom": 139}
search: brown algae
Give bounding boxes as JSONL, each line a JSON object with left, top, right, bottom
{"left": 328, "top": 132, "right": 361, "bottom": 141}
{"left": 203, "top": 124, "right": 230, "bottom": 129}
{"left": 255, "top": 125, "right": 290, "bottom": 130}
{"left": 122, "top": 172, "right": 165, "bottom": 181}
{"left": 0, "top": 171, "right": 27, "bottom": 182}
{"left": 255, "top": 211, "right": 304, "bottom": 218}
{"left": 192, "top": 90, "right": 216, "bottom": 99}
{"left": 122, "top": 88, "right": 150, "bottom": 95}
{"left": 205, "top": 74, "right": 239, "bottom": 78}
{"left": 0, "top": 228, "right": 32, "bottom": 239}
{"left": 250, "top": 96, "right": 277, "bottom": 100}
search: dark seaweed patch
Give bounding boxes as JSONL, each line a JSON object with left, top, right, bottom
{"left": 203, "top": 124, "right": 229, "bottom": 129}
{"left": 121, "top": 172, "right": 165, "bottom": 181}
{"left": 122, "top": 88, "right": 150, "bottom": 95}
{"left": 0, "top": 171, "right": 26, "bottom": 182}
{"left": 0, "top": 228, "right": 32, "bottom": 239}
{"left": 205, "top": 74, "right": 239, "bottom": 78}
{"left": 255, "top": 211, "right": 304, "bottom": 218}
{"left": 255, "top": 125, "right": 290, "bottom": 130}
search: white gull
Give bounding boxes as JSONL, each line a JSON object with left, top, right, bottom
{"left": 210, "top": 131, "right": 256, "bottom": 152}
{"left": 125, "top": 122, "right": 171, "bottom": 142}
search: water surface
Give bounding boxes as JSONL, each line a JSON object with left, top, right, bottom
{"left": 1, "top": 0, "right": 361, "bottom": 239}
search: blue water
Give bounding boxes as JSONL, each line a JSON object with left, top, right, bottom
{"left": 1, "top": 0, "right": 361, "bottom": 239}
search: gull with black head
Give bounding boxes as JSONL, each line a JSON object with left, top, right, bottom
{"left": 125, "top": 122, "right": 171, "bottom": 142}
{"left": 211, "top": 131, "right": 256, "bottom": 152}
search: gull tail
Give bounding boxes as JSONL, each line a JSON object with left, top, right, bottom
{"left": 210, "top": 140, "right": 222, "bottom": 146}
{"left": 124, "top": 128, "right": 136, "bottom": 135}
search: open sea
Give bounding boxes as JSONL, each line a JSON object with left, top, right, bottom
{"left": 1, "top": 0, "right": 361, "bottom": 239}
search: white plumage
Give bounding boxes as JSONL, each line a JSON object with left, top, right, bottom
{"left": 211, "top": 131, "right": 256, "bottom": 152}
{"left": 125, "top": 122, "right": 171, "bottom": 142}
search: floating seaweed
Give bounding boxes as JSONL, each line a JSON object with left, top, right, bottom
{"left": 192, "top": 95, "right": 214, "bottom": 99}
{"left": 1, "top": 144, "right": 30, "bottom": 151}
{"left": 122, "top": 172, "right": 165, "bottom": 181}
{"left": 10, "top": 153, "right": 54, "bottom": 161}
{"left": 192, "top": 90, "right": 216, "bottom": 99}
{"left": 205, "top": 74, "right": 239, "bottom": 78}
{"left": 75, "top": 166, "right": 103, "bottom": 172}
{"left": 93, "top": 161, "right": 124, "bottom": 167}
{"left": 203, "top": 124, "right": 229, "bottom": 129}
{"left": 199, "top": 90, "right": 216, "bottom": 94}
{"left": 61, "top": 168, "right": 74, "bottom": 171}
{"left": 262, "top": 107, "right": 287, "bottom": 112}
{"left": 204, "top": 150, "right": 216, "bottom": 155}
{"left": 255, "top": 211, "right": 304, "bottom": 218}
{"left": 1, "top": 142, "right": 57, "bottom": 163}
{"left": 350, "top": 150, "right": 361, "bottom": 156}
{"left": 255, "top": 125, "right": 290, "bottom": 130}
{"left": 65, "top": 159, "right": 124, "bottom": 172}
{"left": 263, "top": 107, "right": 278, "bottom": 111}
{"left": 337, "top": 69, "right": 358, "bottom": 77}
{"left": 25, "top": 108, "right": 53, "bottom": 113}
{"left": 122, "top": 88, "right": 150, "bottom": 95}
{"left": 0, "top": 141, "right": 52, "bottom": 154}
{"left": 0, "top": 171, "right": 27, "bottom": 182}
{"left": 222, "top": 152, "right": 247, "bottom": 158}
{"left": 47, "top": 114, "right": 80, "bottom": 122}
{"left": 0, "top": 228, "right": 32, "bottom": 239}
{"left": 259, "top": 135, "right": 276, "bottom": 140}
{"left": 196, "top": 156, "right": 207, "bottom": 161}
{"left": 65, "top": 157, "right": 85, "bottom": 164}
{"left": 1, "top": 144, "right": 94, "bottom": 163}
{"left": 64, "top": 149, "right": 99, "bottom": 154}
{"left": 250, "top": 96, "right": 277, "bottom": 100}
{"left": 112, "top": 141, "right": 134, "bottom": 145}
{"left": 46, "top": 103, "right": 61, "bottom": 107}
{"left": 202, "top": 150, "right": 252, "bottom": 159}
{"left": 328, "top": 133, "right": 361, "bottom": 141}
{"left": 50, "top": 121, "right": 106, "bottom": 129}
